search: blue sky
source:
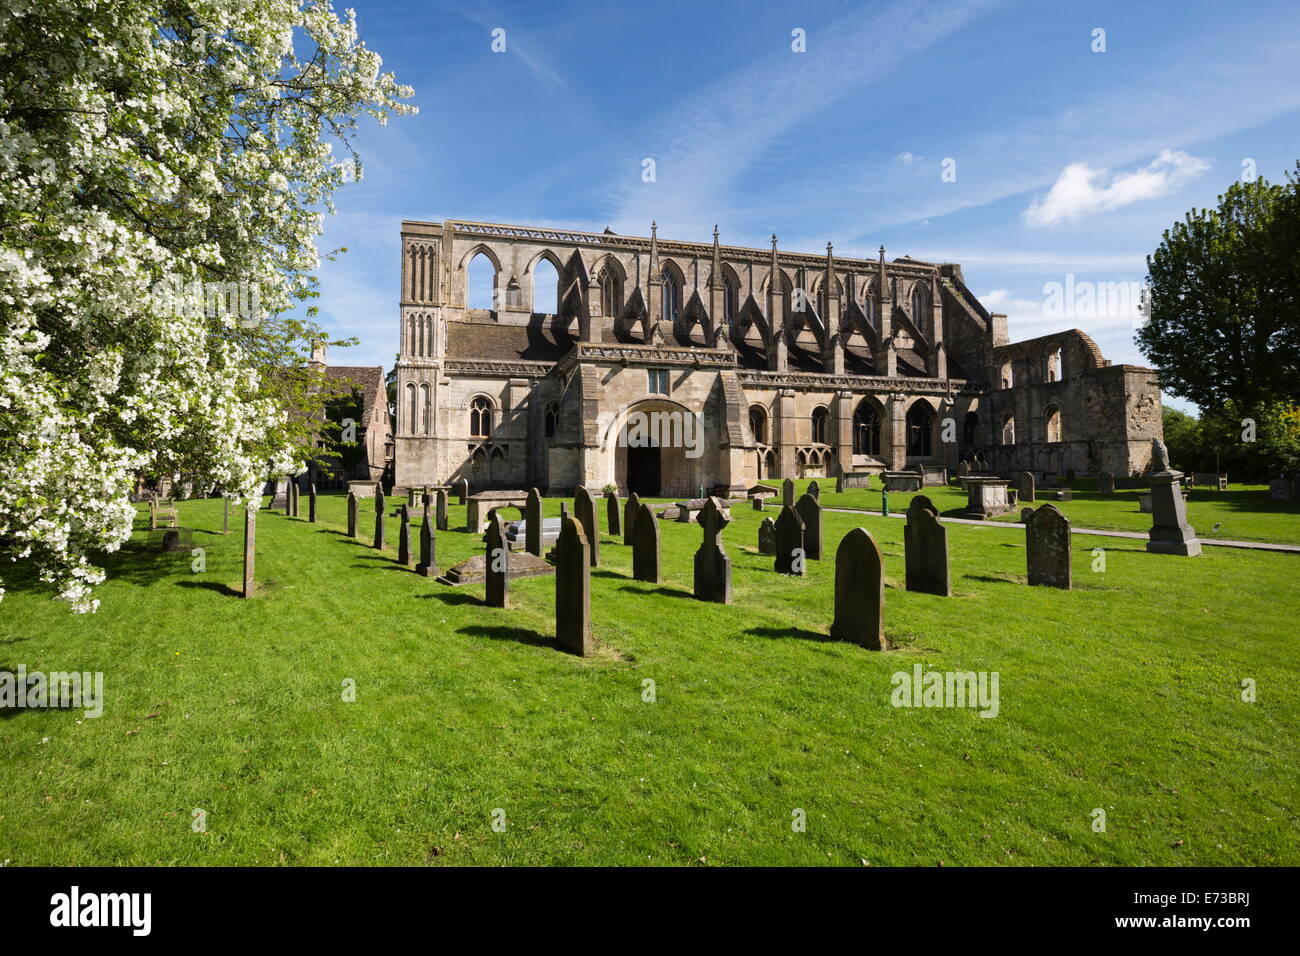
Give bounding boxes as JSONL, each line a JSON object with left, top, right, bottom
{"left": 311, "top": 0, "right": 1300, "bottom": 414}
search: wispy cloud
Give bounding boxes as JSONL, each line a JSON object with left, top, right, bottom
{"left": 1024, "top": 150, "right": 1210, "bottom": 227}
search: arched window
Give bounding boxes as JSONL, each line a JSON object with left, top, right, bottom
{"left": 724, "top": 275, "right": 739, "bottom": 325}
{"left": 420, "top": 383, "right": 430, "bottom": 435}
{"left": 469, "top": 396, "right": 493, "bottom": 438}
{"left": 911, "top": 283, "right": 930, "bottom": 339}
{"left": 811, "top": 406, "right": 829, "bottom": 445}
{"left": 864, "top": 293, "right": 876, "bottom": 331}
{"left": 533, "top": 258, "right": 559, "bottom": 315}
{"left": 749, "top": 405, "right": 767, "bottom": 445}
{"left": 544, "top": 402, "right": 559, "bottom": 439}
{"left": 600, "top": 271, "right": 622, "bottom": 318}
{"left": 466, "top": 252, "right": 496, "bottom": 311}
{"left": 1001, "top": 360, "right": 1014, "bottom": 389}
{"left": 1046, "top": 347, "right": 1062, "bottom": 382}
{"left": 1045, "top": 405, "right": 1062, "bottom": 443}
{"left": 661, "top": 265, "right": 682, "bottom": 324}
{"left": 405, "top": 383, "right": 416, "bottom": 434}
{"left": 962, "top": 411, "right": 980, "bottom": 447}
{"left": 906, "top": 403, "right": 934, "bottom": 457}
{"left": 853, "top": 401, "right": 882, "bottom": 456}
{"left": 1001, "top": 413, "right": 1016, "bottom": 446}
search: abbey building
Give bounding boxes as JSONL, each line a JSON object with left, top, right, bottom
{"left": 394, "top": 219, "right": 1162, "bottom": 498}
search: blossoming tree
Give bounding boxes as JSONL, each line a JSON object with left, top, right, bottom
{"left": 0, "top": 0, "right": 414, "bottom": 611}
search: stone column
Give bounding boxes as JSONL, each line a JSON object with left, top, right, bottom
{"left": 834, "top": 390, "right": 854, "bottom": 477}
{"left": 776, "top": 388, "right": 798, "bottom": 479}
{"left": 887, "top": 392, "right": 907, "bottom": 471}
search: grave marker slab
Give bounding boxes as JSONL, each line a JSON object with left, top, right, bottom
{"left": 373, "top": 489, "right": 386, "bottom": 550}
{"left": 347, "top": 492, "right": 358, "bottom": 537}
{"left": 605, "top": 490, "right": 621, "bottom": 537}
{"left": 1026, "top": 503, "right": 1072, "bottom": 589}
{"left": 904, "top": 498, "right": 951, "bottom": 596}
{"left": 456, "top": 478, "right": 468, "bottom": 505}
{"left": 774, "top": 505, "right": 805, "bottom": 575}
{"left": 830, "top": 528, "right": 885, "bottom": 649}
{"left": 554, "top": 514, "right": 593, "bottom": 656}
{"left": 574, "top": 486, "right": 600, "bottom": 567}
{"left": 1018, "top": 471, "right": 1035, "bottom": 503}
{"left": 782, "top": 478, "right": 795, "bottom": 508}
{"left": 623, "top": 492, "right": 641, "bottom": 546}
{"left": 525, "top": 488, "right": 543, "bottom": 556}
{"left": 416, "top": 512, "right": 438, "bottom": 577}
{"left": 397, "top": 506, "right": 412, "bottom": 567}
{"left": 758, "top": 517, "right": 776, "bottom": 555}
{"left": 632, "top": 502, "right": 660, "bottom": 583}
{"left": 484, "top": 512, "right": 509, "bottom": 608}
{"left": 436, "top": 488, "right": 449, "bottom": 532}
{"left": 808, "top": 480, "right": 821, "bottom": 500}
{"left": 1098, "top": 471, "right": 1115, "bottom": 494}
{"left": 309, "top": 482, "right": 318, "bottom": 523}
{"left": 795, "top": 493, "right": 822, "bottom": 561}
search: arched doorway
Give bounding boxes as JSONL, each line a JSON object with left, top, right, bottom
{"left": 612, "top": 399, "right": 701, "bottom": 499}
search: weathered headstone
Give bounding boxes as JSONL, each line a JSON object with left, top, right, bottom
{"left": 407, "top": 486, "right": 418, "bottom": 508}
{"left": 241, "top": 503, "right": 256, "bottom": 599}
{"left": 1018, "top": 471, "right": 1035, "bottom": 503}
{"left": 1098, "top": 471, "right": 1115, "bottom": 494}
{"left": 309, "top": 482, "right": 318, "bottom": 523}
{"left": 758, "top": 517, "right": 776, "bottom": 555}
{"left": 373, "top": 489, "right": 386, "bottom": 550}
{"left": 605, "top": 490, "right": 621, "bottom": 537}
{"left": 752, "top": 496, "right": 764, "bottom": 511}
{"left": 774, "top": 504, "right": 805, "bottom": 575}
{"left": 623, "top": 492, "right": 641, "bottom": 547}
{"left": 904, "top": 497, "right": 951, "bottom": 596}
{"left": 830, "top": 528, "right": 885, "bottom": 650}
{"left": 484, "top": 511, "right": 509, "bottom": 608}
{"left": 574, "top": 486, "right": 600, "bottom": 567}
{"left": 1026, "top": 503, "right": 1072, "bottom": 589}
{"left": 835, "top": 474, "right": 845, "bottom": 494}
{"left": 1147, "top": 464, "right": 1201, "bottom": 557}
{"left": 554, "top": 514, "right": 593, "bottom": 656}
{"left": 284, "top": 477, "right": 293, "bottom": 516}
{"left": 782, "top": 478, "right": 795, "bottom": 508}
{"left": 397, "top": 506, "right": 412, "bottom": 567}
{"left": 795, "top": 493, "right": 822, "bottom": 561}
{"left": 692, "top": 497, "right": 731, "bottom": 604}
{"left": 421, "top": 490, "right": 432, "bottom": 520}
{"left": 632, "top": 502, "right": 660, "bottom": 583}
{"left": 435, "top": 488, "right": 449, "bottom": 532}
{"left": 808, "top": 480, "right": 821, "bottom": 500}
{"left": 456, "top": 478, "right": 469, "bottom": 505}
{"left": 525, "top": 488, "right": 543, "bottom": 556}
{"left": 347, "top": 491, "right": 358, "bottom": 537}
{"left": 416, "top": 512, "right": 438, "bottom": 578}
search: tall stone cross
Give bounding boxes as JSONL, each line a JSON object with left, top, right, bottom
{"left": 693, "top": 497, "right": 732, "bottom": 604}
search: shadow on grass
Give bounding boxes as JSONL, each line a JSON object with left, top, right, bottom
{"left": 615, "top": 584, "right": 693, "bottom": 599}
{"left": 743, "top": 625, "right": 835, "bottom": 643}
{"left": 965, "top": 574, "right": 1023, "bottom": 585}
{"left": 457, "top": 624, "right": 552, "bottom": 649}
{"left": 174, "top": 580, "right": 241, "bottom": 598}
{"left": 418, "top": 590, "right": 479, "bottom": 606}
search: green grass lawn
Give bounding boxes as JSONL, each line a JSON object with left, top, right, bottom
{"left": 1, "top": 491, "right": 1296, "bottom": 866}
{"left": 802, "top": 478, "right": 1300, "bottom": 546}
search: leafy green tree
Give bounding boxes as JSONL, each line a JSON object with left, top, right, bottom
{"left": 1140, "top": 164, "right": 1300, "bottom": 413}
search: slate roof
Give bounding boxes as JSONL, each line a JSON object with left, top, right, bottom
{"left": 323, "top": 365, "right": 385, "bottom": 418}
{"left": 446, "top": 319, "right": 577, "bottom": 362}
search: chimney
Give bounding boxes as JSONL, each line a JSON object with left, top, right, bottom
{"left": 309, "top": 340, "right": 328, "bottom": 367}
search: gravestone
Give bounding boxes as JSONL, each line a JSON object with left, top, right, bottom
{"left": 241, "top": 503, "right": 256, "bottom": 599}
{"left": 632, "top": 501, "right": 660, "bottom": 583}
{"left": 1147, "top": 462, "right": 1202, "bottom": 557}
{"left": 808, "top": 480, "right": 821, "bottom": 501}
{"left": 758, "top": 517, "right": 776, "bottom": 555}
{"left": 904, "top": 497, "right": 951, "bottom": 596}
{"left": 347, "top": 492, "right": 358, "bottom": 537}
{"left": 835, "top": 474, "right": 845, "bottom": 494}
{"left": 525, "top": 488, "right": 544, "bottom": 556}
{"left": 1018, "top": 471, "right": 1035, "bottom": 503}
{"left": 283, "top": 477, "right": 293, "bottom": 516}
{"left": 574, "top": 486, "right": 600, "bottom": 567}
{"left": 1026, "top": 503, "right": 1072, "bottom": 589}
{"left": 830, "top": 527, "right": 885, "bottom": 650}
{"left": 605, "top": 490, "right": 621, "bottom": 537}
{"left": 415, "top": 512, "right": 438, "bottom": 578}
{"left": 397, "top": 506, "right": 412, "bottom": 567}
{"left": 782, "top": 478, "right": 795, "bottom": 508}
{"left": 1139, "top": 494, "right": 1153, "bottom": 513}
{"left": 421, "top": 491, "right": 432, "bottom": 520}
{"left": 484, "top": 511, "right": 509, "bottom": 608}
{"left": 795, "top": 493, "right": 822, "bottom": 561}
{"left": 1098, "top": 471, "right": 1116, "bottom": 494}
{"left": 292, "top": 478, "right": 300, "bottom": 517}
{"left": 623, "top": 492, "right": 641, "bottom": 546}
{"left": 774, "top": 504, "right": 805, "bottom": 575}
{"left": 456, "top": 478, "right": 469, "bottom": 505}
{"left": 752, "top": 496, "right": 764, "bottom": 511}
{"left": 435, "top": 488, "right": 449, "bottom": 532}
{"left": 554, "top": 514, "right": 593, "bottom": 656}
{"left": 373, "top": 489, "right": 386, "bottom": 550}
{"left": 692, "top": 497, "right": 731, "bottom": 604}
{"left": 309, "top": 482, "right": 318, "bottom": 523}
{"left": 407, "top": 487, "right": 418, "bottom": 508}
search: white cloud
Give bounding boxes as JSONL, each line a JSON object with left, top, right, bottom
{"left": 1023, "top": 150, "right": 1210, "bottom": 227}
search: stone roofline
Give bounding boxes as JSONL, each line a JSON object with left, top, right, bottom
{"left": 400, "top": 218, "right": 952, "bottom": 277}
